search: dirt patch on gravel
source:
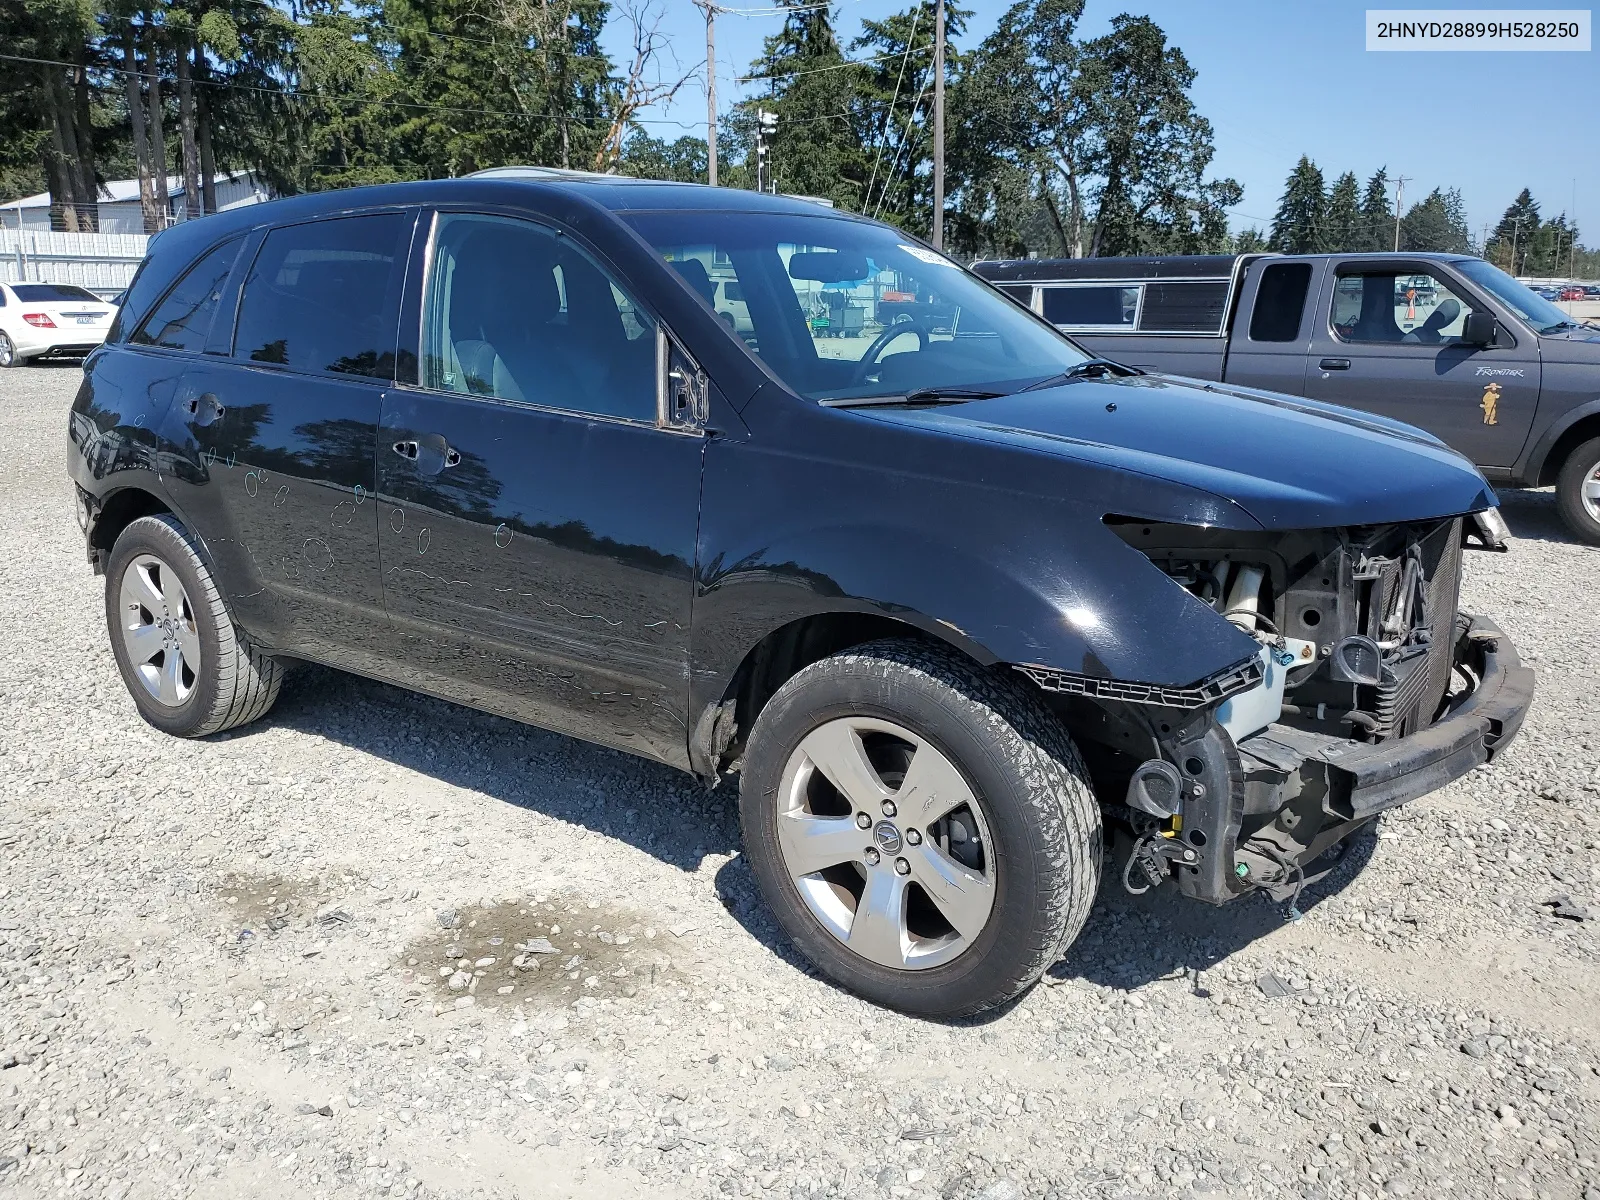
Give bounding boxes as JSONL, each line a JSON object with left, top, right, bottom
{"left": 410, "top": 897, "right": 680, "bottom": 1011}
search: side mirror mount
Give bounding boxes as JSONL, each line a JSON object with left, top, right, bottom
{"left": 1461, "top": 310, "right": 1497, "bottom": 347}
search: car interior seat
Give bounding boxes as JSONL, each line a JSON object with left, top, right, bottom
{"left": 1403, "top": 297, "right": 1461, "bottom": 344}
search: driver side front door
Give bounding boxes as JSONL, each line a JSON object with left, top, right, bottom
{"left": 1302, "top": 262, "right": 1539, "bottom": 468}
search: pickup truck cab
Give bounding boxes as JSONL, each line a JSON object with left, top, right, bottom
{"left": 974, "top": 252, "right": 1600, "bottom": 543}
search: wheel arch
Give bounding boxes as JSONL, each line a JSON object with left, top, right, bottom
{"left": 1533, "top": 409, "right": 1600, "bottom": 488}
{"left": 690, "top": 609, "right": 996, "bottom": 780}
{"left": 88, "top": 486, "right": 173, "bottom": 570}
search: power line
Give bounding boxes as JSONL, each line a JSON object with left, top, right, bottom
{"left": 0, "top": 51, "right": 705, "bottom": 130}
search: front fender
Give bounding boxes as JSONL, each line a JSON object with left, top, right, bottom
{"left": 1519, "top": 395, "right": 1600, "bottom": 486}
{"left": 691, "top": 447, "right": 1260, "bottom": 716}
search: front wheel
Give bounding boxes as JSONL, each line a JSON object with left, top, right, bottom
{"left": 105, "top": 513, "right": 284, "bottom": 737}
{"left": 739, "top": 640, "right": 1101, "bottom": 1017}
{"left": 1555, "top": 436, "right": 1600, "bottom": 546}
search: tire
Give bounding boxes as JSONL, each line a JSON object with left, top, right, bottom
{"left": 1555, "top": 436, "right": 1600, "bottom": 546}
{"left": 739, "top": 639, "right": 1101, "bottom": 1017}
{"left": 0, "top": 332, "right": 17, "bottom": 368}
{"left": 104, "top": 513, "right": 283, "bottom": 737}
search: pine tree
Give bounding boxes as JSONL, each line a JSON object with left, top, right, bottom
{"left": 1358, "top": 168, "right": 1393, "bottom": 251}
{"left": 1487, "top": 189, "right": 1542, "bottom": 274}
{"left": 1325, "top": 171, "right": 1361, "bottom": 252}
{"left": 1269, "top": 155, "right": 1326, "bottom": 253}
{"left": 1399, "top": 187, "right": 1471, "bottom": 253}
{"left": 740, "top": 0, "right": 871, "bottom": 208}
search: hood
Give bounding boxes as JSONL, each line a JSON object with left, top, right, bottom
{"left": 857, "top": 374, "right": 1497, "bottom": 529}
{"left": 1539, "top": 323, "right": 1600, "bottom": 355}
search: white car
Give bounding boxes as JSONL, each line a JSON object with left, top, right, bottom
{"left": 0, "top": 282, "right": 118, "bottom": 367}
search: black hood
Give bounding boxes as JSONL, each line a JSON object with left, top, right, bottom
{"left": 857, "top": 373, "right": 1498, "bottom": 529}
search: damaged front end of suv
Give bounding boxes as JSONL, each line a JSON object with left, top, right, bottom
{"left": 1020, "top": 508, "right": 1534, "bottom": 911}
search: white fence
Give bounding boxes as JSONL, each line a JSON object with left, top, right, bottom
{"left": 0, "top": 228, "right": 149, "bottom": 297}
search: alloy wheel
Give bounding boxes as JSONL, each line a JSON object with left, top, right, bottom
{"left": 1583, "top": 460, "right": 1600, "bottom": 524}
{"left": 774, "top": 716, "right": 996, "bottom": 971}
{"left": 0, "top": 333, "right": 14, "bottom": 368}
{"left": 118, "top": 553, "right": 201, "bottom": 707}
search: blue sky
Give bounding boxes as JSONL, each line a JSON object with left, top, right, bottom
{"left": 601, "top": 0, "right": 1596, "bottom": 239}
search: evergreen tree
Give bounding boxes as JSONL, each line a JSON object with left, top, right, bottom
{"left": 1231, "top": 226, "right": 1268, "bottom": 253}
{"left": 616, "top": 131, "right": 707, "bottom": 182}
{"left": 1358, "top": 167, "right": 1394, "bottom": 251}
{"left": 739, "top": 0, "right": 870, "bottom": 209}
{"left": 1270, "top": 155, "right": 1326, "bottom": 253}
{"left": 1399, "top": 187, "right": 1471, "bottom": 253}
{"left": 1324, "top": 171, "right": 1361, "bottom": 252}
{"left": 1487, "top": 188, "right": 1542, "bottom": 273}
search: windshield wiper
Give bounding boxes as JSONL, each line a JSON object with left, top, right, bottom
{"left": 1017, "top": 358, "right": 1142, "bottom": 392}
{"left": 825, "top": 386, "right": 1006, "bottom": 408}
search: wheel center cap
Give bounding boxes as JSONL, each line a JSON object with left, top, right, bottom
{"left": 872, "top": 821, "right": 903, "bottom": 855}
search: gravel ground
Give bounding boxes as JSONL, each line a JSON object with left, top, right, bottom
{"left": 2, "top": 363, "right": 1597, "bottom": 1200}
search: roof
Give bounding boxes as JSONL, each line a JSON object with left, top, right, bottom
{"left": 973, "top": 250, "right": 1482, "bottom": 284}
{"left": 5, "top": 171, "right": 261, "bottom": 209}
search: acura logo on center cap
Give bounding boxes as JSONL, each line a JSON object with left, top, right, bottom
{"left": 873, "top": 822, "right": 903, "bottom": 855}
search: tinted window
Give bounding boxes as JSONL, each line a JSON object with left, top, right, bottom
{"left": 421, "top": 213, "right": 657, "bottom": 422}
{"left": 130, "top": 236, "right": 243, "bottom": 352}
{"left": 1332, "top": 271, "right": 1469, "bottom": 344}
{"left": 11, "top": 283, "right": 101, "bottom": 303}
{"left": 1138, "top": 281, "right": 1228, "bottom": 333}
{"left": 233, "top": 214, "right": 408, "bottom": 378}
{"left": 1040, "top": 285, "right": 1138, "bottom": 329}
{"left": 1249, "top": 263, "right": 1313, "bottom": 342}
{"left": 994, "top": 283, "right": 1032, "bottom": 304}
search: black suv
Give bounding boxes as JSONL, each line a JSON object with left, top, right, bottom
{"left": 68, "top": 171, "right": 1534, "bottom": 1016}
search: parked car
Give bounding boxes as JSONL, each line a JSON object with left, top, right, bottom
{"left": 0, "top": 281, "right": 117, "bottom": 367}
{"left": 976, "top": 252, "right": 1600, "bottom": 544}
{"left": 1559, "top": 285, "right": 1587, "bottom": 301}
{"left": 1534, "top": 286, "right": 1561, "bottom": 300}
{"left": 68, "top": 173, "right": 1533, "bottom": 1017}
{"left": 1585, "top": 285, "right": 1600, "bottom": 300}
{"left": 714, "top": 278, "right": 753, "bottom": 334}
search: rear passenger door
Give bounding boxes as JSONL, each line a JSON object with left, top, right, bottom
{"left": 375, "top": 209, "right": 703, "bottom": 765}
{"left": 1221, "top": 259, "right": 1317, "bottom": 396}
{"left": 167, "top": 209, "right": 415, "bottom": 672}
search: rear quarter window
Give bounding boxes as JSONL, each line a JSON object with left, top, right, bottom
{"left": 130, "top": 236, "right": 245, "bottom": 353}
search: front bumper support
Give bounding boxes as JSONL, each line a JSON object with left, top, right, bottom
{"left": 1245, "top": 614, "right": 1533, "bottom": 822}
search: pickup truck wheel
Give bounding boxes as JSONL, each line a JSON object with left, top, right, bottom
{"left": 739, "top": 640, "right": 1101, "bottom": 1017}
{"left": 104, "top": 513, "right": 284, "bottom": 737}
{"left": 1555, "top": 436, "right": 1600, "bottom": 546}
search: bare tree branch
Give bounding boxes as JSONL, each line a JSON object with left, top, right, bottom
{"left": 592, "top": 0, "right": 700, "bottom": 172}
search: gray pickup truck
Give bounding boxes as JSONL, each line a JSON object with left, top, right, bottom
{"left": 973, "top": 252, "right": 1600, "bottom": 542}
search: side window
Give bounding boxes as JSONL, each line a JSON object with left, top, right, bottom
{"left": 1040, "top": 284, "right": 1139, "bottom": 330}
{"left": 1248, "top": 263, "right": 1313, "bottom": 342}
{"left": 233, "top": 213, "right": 408, "bottom": 378}
{"left": 421, "top": 213, "right": 657, "bottom": 422}
{"left": 130, "top": 236, "right": 243, "bottom": 352}
{"left": 1137, "top": 282, "right": 1228, "bottom": 333}
{"left": 1332, "top": 271, "right": 1469, "bottom": 345}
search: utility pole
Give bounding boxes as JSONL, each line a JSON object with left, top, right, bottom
{"left": 696, "top": 0, "right": 718, "bottom": 187}
{"left": 1392, "top": 175, "right": 1410, "bottom": 252}
{"left": 756, "top": 109, "right": 778, "bottom": 194}
{"left": 931, "top": 0, "right": 946, "bottom": 250}
{"left": 1510, "top": 215, "right": 1525, "bottom": 276}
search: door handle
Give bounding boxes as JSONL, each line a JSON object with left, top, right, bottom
{"left": 186, "top": 391, "right": 226, "bottom": 427}
{"left": 1318, "top": 358, "right": 1351, "bottom": 371}
{"left": 393, "top": 434, "right": 461, "bottom": 475}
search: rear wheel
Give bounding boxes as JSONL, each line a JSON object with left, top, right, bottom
{"left": 105, "top": 514, "right": 283, "bottom": 737}
{"left": 739, "top": 640, "right": 1101, "bottom": 1017}
{"left": 0, "top": 332, "right": 17, "bottom": 368}
{"left": 1555, "top": 436, "right": 1600, "bottom": 546}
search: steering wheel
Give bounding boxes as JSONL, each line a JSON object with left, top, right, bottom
{"left": 851, "top": 318, "right": 930, "bottom": 386}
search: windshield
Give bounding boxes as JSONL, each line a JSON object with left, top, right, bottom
{"left": 1453, "top": 258, "right": 1575, "bottom": 334}
{"left": 624, "top": 210, "right": 1088, "bottom": 402}
{"left": 10, "top": 284, "right": 102, "bottom": 304}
